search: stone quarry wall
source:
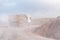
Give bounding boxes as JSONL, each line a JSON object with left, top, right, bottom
{"left": 33, "top": 17, "right": 60, "bottom": 40}
{"left": 32, "top": 18, "right": 55, "bottom": 25}
{"left": 33, "top": 19, "right": 53, "bottom": 35}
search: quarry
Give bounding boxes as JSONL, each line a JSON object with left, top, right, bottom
{"left": 0, "top": 14, "right": 60, "bottom": 40}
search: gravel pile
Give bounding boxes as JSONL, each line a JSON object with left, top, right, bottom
{"left": 34, "top": 17, "right": 60, "bottom": 40}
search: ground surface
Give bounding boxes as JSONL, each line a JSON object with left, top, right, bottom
{"left": 0, "top": 18, "right": 56, "bottom": 40}
{"left": 0, "top": 24, "right": 55, "bottom": 40}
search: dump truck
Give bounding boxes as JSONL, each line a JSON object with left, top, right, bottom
{"left": 8, "top": 14, "right": 31, "bottom": 27}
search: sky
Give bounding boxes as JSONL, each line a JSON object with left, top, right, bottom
{"left": 0, "top": 0, "right": 60, "bottom": 22}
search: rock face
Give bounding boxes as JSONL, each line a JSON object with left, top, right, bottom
{"left": 45, "top": 18, "right": 60, "bottom": 40}
{"left": 33, "top": 20, "right": 52, "bottom": 36}
{"left": 8, "top": 14, "right": 31, "bottom": 27}
{"left": 33, "top": 17, "right": 60, "bottom": 40}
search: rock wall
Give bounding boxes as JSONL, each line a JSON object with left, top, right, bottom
{"left": 33, "top": 17, "right": 60, "bottom": 40}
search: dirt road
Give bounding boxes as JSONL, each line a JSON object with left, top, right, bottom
{"left": 0, "top": 24, "right": 56, "bottom": 40}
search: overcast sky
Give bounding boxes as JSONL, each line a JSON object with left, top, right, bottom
{"left": 0, "top": 0, "right": 60, "bottom": 22}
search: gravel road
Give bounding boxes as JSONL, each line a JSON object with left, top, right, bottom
{"left": 0, "top": 24, "right": 56, "bottom": 40}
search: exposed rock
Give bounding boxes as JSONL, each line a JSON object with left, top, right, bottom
{"left": 33, "top": 17, "right": 60, "bottom": 40}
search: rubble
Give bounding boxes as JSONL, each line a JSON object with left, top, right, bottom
{"left": 33, "top": 16, "right": 60, "bottom": 40}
